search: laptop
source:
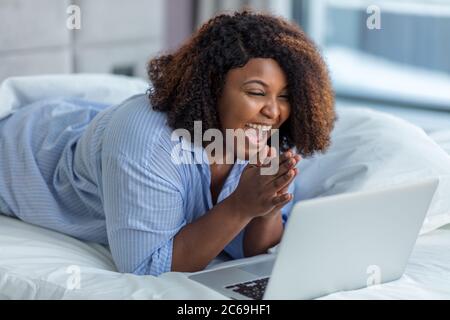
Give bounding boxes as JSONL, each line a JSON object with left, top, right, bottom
{"left": 188, "top": 178, "right": 439, "bottom": 300}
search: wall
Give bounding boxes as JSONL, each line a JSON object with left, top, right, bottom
{"left": 0, "top": 0, "right": 166, "bottom": 82}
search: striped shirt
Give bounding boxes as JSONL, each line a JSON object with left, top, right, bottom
{"left": 0, "top": 93, "right": 294, "bottom": 276}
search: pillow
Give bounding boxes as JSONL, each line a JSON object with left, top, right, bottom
{"left": 294, "top": 107, "right": 450, "bottom": 235}
{"left": 0, "top": 74, "right": 149, "bottom": 120}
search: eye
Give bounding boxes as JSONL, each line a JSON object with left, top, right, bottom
{"left": 278, "top": 94, "right": 289, "bottom": 100}
{"left": 247, "top": 91, "right": 265, "bottom": 96}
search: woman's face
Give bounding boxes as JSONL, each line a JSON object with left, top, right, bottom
{"left": 217, "top": 58, "right": 291, "bottom": 160}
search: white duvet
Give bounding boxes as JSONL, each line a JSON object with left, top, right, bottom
{"left": 1, "top": 74, "right": 450, "bottom": 299}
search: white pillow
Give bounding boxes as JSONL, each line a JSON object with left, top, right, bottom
{"left": 0, "top": 74, "right": 149, "bottom": 120}
{"left": 294, "top": 107, "right": 450, "bottom": 234}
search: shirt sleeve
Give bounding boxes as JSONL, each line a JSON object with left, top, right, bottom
{"left": 223, "top": 182, "right": 296, "bottom": 259}
{"left": 222, "top": 227, "right": 246, "bottom": 259}
{"left": 101, "top": 150, "right": 186, "bottom": 276}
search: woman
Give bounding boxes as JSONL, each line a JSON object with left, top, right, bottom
{"left": 0, "top": 11, "right": 335, "bottom": 276}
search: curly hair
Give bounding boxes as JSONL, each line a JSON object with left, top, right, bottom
{"left": 147, "top": 10, "right": 336, "bottom": 156}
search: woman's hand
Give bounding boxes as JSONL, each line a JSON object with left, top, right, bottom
{"left": 229, "top": 147, "right": 301, "bottom": 220}
{"left": 257, "top": 149, "right": 301, "bottom": 220}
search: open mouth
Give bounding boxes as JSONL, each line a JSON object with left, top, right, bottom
{"left": 244, "top": 123, "right": 272, "bottom": 146}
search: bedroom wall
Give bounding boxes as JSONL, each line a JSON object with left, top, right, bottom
{"left": 0, "top": 0, "right": 166, "bottom": 82}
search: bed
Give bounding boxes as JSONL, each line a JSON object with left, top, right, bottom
{"left": 0, "top": 214, "right": 449, "bottom": 300}
{"left": 0, "top": 73, "right": 449, "bottom": 299}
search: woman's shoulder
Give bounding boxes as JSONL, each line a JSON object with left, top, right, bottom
{"left": 101, "top": 94, "right": 177, "bottom": 164}
{"left": 110, "top": 94, "right": 167, "bottom": 126}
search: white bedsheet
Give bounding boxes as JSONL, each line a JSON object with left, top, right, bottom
{"left": 0, "top": 214, "right": 449, "bottom": 299}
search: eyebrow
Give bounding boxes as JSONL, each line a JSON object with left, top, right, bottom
{"left": 242, "top": 79, "right": 288, "bottom": 90}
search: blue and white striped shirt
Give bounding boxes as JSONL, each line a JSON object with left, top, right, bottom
{"left": 0, "top": 94, "right": 294, "bottom": 276}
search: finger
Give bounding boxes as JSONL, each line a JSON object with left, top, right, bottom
{"left": 256, "top": 146, "right": 277, "bottom": 167}
{"left": 280, "top": 151, "right": 303, "bottom": 168}
{"left": 260, "top": 149, "right": 300, "bottom": 173}
{"left": 260, "top": 148, "right": 290, "bottom": 168}
{"left": 264, "top": 156, "right": 296, "bottom": 186}
{"left": 271, "top": 168, "right": 297, "bottom": 192}
{"left": 278, "top": 149, "right": 293, "bottom": 166}
{"left": 258, "top": 151, "right": 289, "bottom": 186}
{"left": 277, "top": 150, "right": 300, "bottom": 172}
{"left": 278, "top": 185, "right": 289, "bottom": 195}
{"left": 258, "top": 145, "right": 273, "bottom": 166}
{"left": 244, "top": 163, "right": 263, "bottom": 174}
{"left": 277, "top": 169, "right": 296, "bottom": 194}
{"left": 272, "top": 196, "right": 293, "bottom": 212}
{"left": 279, "top": 156, "right": 297, "bottom": 175}
{"left": 271, "top": 192, "right": 293, "bottom": 206}
{"left": 248, "top": 145, "right": 267, "bottom": 167}
{"left": 278, "top": 168, "right": 298, "bottom": 194}
{"left": 277, "top": 152, "right": 303, "bottom": 177}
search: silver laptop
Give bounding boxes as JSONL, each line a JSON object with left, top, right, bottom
{"left": 188, "top": 178, "right": 439, "bottom": 300}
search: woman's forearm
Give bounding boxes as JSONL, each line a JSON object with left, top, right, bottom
{"left": 243, "top": 211, "right": 284, "bottom": 257}
{"left": 171, "top": 197, "right": 251, "bottom": 273}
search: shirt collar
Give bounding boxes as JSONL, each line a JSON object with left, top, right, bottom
{"left": 179, "top": 135, "right": 249, "bottom": 168}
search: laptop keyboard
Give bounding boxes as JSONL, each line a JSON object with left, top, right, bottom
{"left": 225, "top": 277, "right": 269, "bottom": 300}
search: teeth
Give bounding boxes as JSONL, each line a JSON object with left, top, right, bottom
{"left": 246, "top": 123, "right": 272, "bottom": 132}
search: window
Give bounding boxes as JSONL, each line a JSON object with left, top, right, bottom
{"left": 294, "top": 0, "right": 450, "bottom": 113}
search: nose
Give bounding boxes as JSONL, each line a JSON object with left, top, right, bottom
{"left": 260, "top": 97, "right": 280, "bottom": 121}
